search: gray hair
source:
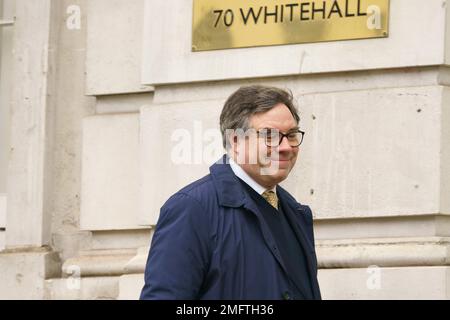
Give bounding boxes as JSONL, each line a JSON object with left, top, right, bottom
{"left": 219, "top": 85, "right": 300, "bottom": 149}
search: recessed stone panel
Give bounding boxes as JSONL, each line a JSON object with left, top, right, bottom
{"left": 290, "top": 86, "right": 442, "bottom": 218}
{"left": 81, "top": 114, "right": 144, "bottom": 230}
{"left": 139, "top": 100, "right": 224, "bottom": 225}
{"left": 86, "top": 0, "right": 153, "bottom": 95}
{"left": 319, "top": 266, "right": 450, "bottom": 299}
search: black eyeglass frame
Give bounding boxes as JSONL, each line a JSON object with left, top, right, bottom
{"left": 256, "top": 128, "right": 305, "bottom": 147}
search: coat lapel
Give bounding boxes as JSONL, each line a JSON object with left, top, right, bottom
{"left": 277, "top": 188, "right": 321, "bottom": 299}
{"left": 242, "top": 197, "right": 293, "bottom": 281}
{"left": 243, "top": 190, "right": 313, "bottom": 300}
{"left": 210, "top": 156, "right": 291, "bottom": 278}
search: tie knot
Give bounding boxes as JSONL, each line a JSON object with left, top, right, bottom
{"left": 262, "top": 190, "right": 278, "bottom": 210}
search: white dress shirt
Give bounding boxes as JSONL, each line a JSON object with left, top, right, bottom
{"left": 228, "top": 156, "right": 276, "bottom": 195}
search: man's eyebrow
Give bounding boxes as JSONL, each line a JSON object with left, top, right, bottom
{"left": 259, "top": 127, "right": 300, "bottom": 131}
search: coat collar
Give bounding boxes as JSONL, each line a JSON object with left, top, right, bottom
{"left": 209, "top": 155, "right": 247, "bottom": 208}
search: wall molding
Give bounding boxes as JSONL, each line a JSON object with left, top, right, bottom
{"left": 317, "top": 236, "right": 450, "bottom": 268}
{"left": 62, "top": 236, "right": 450, "bottom": 279}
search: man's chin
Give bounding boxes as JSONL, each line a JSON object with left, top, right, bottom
{"left": 260, "top": 161, "right": 292, "bottom": 172}
{"left": 275, "top": 169, "right": 290, "bottom": 180}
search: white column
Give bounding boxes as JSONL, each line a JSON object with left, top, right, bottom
{"left": 0, "top": 195, "right": 5, "bottom": 250}
{"left": 0, "top": 0, "right": 14, "bottom": 251}
{"left": 6, "top": 0, "right": 57, "bottom": 248}
{"left": 0, "top": 0, "right": 62, "bottom": 299}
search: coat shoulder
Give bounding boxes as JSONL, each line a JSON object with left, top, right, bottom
{"left": 164, "top": 174, "right": 218, "bottom": 210}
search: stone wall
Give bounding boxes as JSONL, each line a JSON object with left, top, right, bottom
{"left": 0, "top": 0, "right": 449, "bottom": 299}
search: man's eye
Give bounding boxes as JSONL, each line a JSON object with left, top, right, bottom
{"left": 267, "top": 129, "right": 279, "bottom": 138}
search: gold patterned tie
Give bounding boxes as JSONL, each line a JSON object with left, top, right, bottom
{"left": 262, "top": 190, "right": 278, "bottom": 210}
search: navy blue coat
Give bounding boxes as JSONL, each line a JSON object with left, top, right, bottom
{"left": 140, "top": 155, "right": 321, "bottom": 300}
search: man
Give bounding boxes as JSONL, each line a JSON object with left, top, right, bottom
{"left": 140, "top": 85, "right": 321, "bottom": 300}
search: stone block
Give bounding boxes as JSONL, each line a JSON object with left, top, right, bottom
{"left": 139, "top": 100, "right": 224, "bottom": 225}
{"left": 446, "top": 0, "right": 450, "bottom": 65}
{"left": 0, "top": 0, "right": 13, "bottom": 194}
{"left": 318, "top": 266, "right": 450, "bottom": 299}
{"left": 81, "top": 114, "right": 145, "bottom": 230}
{"left": 118, "top": 274, "right": 144, "bottom": 300}
{"left": 441, "top": 87, "right": 450, "bottom": 214}
{"left": 0, "top": 250, "right": 61, "bottom": 299}
{"left": 86, "top": 0, "right": 153, "bottom": 95}
{"left": 314, "top": 215, "right": 450, "bottom": 240}
{"left": 90, "top": 230, "right": 151, "bottom": 250}
{"left": 45, "top": 276, "right": 119, "bottom": 300}
{"left": 7, "top": 0, "right": 55, "bottom": 247}
{"left": 316, "top": 237, "right": 450, "bottom": 269}
{"left": 290, "top": 86, "right": 443, "bottom": 218}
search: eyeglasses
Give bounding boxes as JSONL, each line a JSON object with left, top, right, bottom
{"left": 256, "top": 128, "right": 305, "bottom": 147}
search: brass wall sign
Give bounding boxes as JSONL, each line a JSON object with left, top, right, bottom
{"left": 192, "top": 0, "right": 389, "bottom": 51}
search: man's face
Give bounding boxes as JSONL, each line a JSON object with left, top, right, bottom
{"left": 232, "top": 103, "right": 300, "bottom": 189}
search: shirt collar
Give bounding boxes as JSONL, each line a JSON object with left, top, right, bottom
{"left": 228, "top": 156, "right": 276, "bottom": 195}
